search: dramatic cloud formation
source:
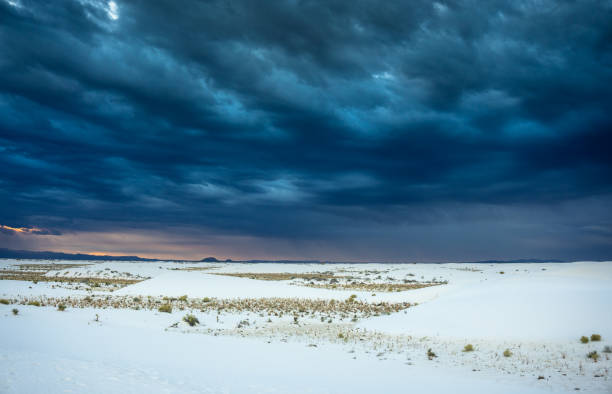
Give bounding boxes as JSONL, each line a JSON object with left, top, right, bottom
{"left": 1, "top": 0, "right": 611, "bottom": 260}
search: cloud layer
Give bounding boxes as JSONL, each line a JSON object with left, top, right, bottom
{"left": 1, "top": 0, "right": 611, "bottom": 260}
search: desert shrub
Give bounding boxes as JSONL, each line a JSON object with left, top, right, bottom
{"left": 57, "top": 304, "right": 66, "bottom": 311}
{"left": 427, "top": 348, "right": 437, "bottom": 360}
{"left": 338, "top": 333, "right": 345, "bottom": 339}
{"left": 603, "top": 346, "right": 612, "bottom": 353}
{"left": 183, "top": 314, "right": 199, "bottom": 326}
{"left": 499, "top": 271, "right": 505, "bottom": 274}
{"left": 202, "top": 297, "right": 211, "bottom": 303}
{"left": 178, "top": 295, "right": 188, "bottom": 302}
{"left": 27, "top": 301, "right": 41, "bottom": 307}
{"left": 133, "top": 297, "right": 141, "bottom": 302}
{"left": 580, "top": 336, "right": 589, "bottom": 344}
{"left": 587, "top": 351, "right": 600, "bottom": 362}
{"left": 503, "top": 349, "right": 512, "bottom": 357}
{"left": 158, "top": 304, "right": 172, "bottom": 313}
{"left": 346, "top": 294, "right": 357, "bottom": 303}
{"left": 12, "top": 308, "right": 18, "bottom": 315}
{"left": 590, "top": 334, "right": 602, "bottom": 341}
{"left": 0, "top": 299, "right": 10, "bottom": 305}
{"left": 463, "top": 344, "right": 474, "bottom": 352}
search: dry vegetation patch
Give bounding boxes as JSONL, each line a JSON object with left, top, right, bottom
{"left": 12, "top": 295, "right": 412, "bottom": 320}
{"left": 212, "top": 272, "right": 343, "bottom": 281}
{"left": 212, "top": 271, "right": 446, "bottom": 293}
{"left": 302, "top": 282, "right": 443, "bottom": 292}
{"left": 169, "top": 266, "right": 220, "bottom": 271}
{"left": 0, "top": 263, "right": 147, "bottom": 291}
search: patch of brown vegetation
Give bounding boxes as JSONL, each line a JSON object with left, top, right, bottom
{"left": 213, "top": 272, "right": 346, "bottom": 281}
{"left": 0, "top": 272, "right": 143, "bottom": 286}
{"left": 301, "top": 282, "right": 443, "bottom": 292}
{"left": 13, "top": 263, "right": 91, "bottom": 271}
{"left": 13, "top": 295, "right": 412, "bottom": 320}
{"left": 171, "top": 266, "right": 220, "bottom": 271}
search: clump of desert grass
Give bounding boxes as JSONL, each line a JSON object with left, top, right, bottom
{"left": 463, "top": 344, "right": 474, "bottom": 352}
{"left": 158, "top": 304, "right": 172, "bottom": 313}
{"left": 503, "top": 349, "right": 513, "bottom": 357}
{"left": 0, "top": 298, "right": 9, "bottom": 305}
{"left": 12, "top": 308, "right": 18, "bottom": 315}
{"left": 27, "top": 300, "right": 41, "bottom": 307}
{"left": 183, "top": 314, "right": 199, "bottom": 326}
{"left": 57, "top": 304, "right": 67, "bottom": 311}
{"left": 427, "top": 348, "right": 437, "bottom": 360}
{"left": 580, "top": 336, "right": 589, "bottom": 344}
{"left": 590, "top": 334, "right": 601, "bottom": 341}
{"left": 587, "top": 351, "right": 600, "bottom": 362}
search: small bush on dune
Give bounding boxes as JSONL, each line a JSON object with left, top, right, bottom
{"left": 57, "top": 304, "right": 66, "bottom": 311}
{"left": 590, "top": 334, "right": 601, "bottom": 341}
{"left": 427, "top": 348, "right": 437, "bottom": 360}
{"left": 158, "top": 304, "right": 172, "bottom": 313}
{"left": 183, "top": 314, "right": 199, "bottom": 326}
{"left": 0, "top": 299, "right": 9, "bottom": 305}
{"left": 580, "top": 336, "right": 589, "bottom": 344}
{"left": 12, "top": 308, "right": 18, "bottom": 315}
{"left": 27, "top": 301, "right": 41, "bottom": 307}
{"left": 178, "top": 295, "right": 188, "bottom": 302}
{"left": 503, "top": 349, "right": 512, "bottom": 357}
{"left": 587, "top": 351, "right": 600, "bottom": 362}
{"left": 202, "top": 297, "right": 211, "bottom": 303}
{"left": 463, "top": 344, "right": 474, "bottom": 352}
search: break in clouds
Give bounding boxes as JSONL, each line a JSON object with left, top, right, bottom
{"left": 0, "top": 0, "right": 611, "bottom": 260}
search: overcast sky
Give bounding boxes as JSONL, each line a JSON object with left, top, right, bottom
{"left": 1, "top": 0, "right": 611, "bottom": 261}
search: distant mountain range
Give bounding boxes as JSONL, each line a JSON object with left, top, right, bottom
{"left": 0, "top": 248, "right": 157, "bottom": 261}
{"left": 0, "top": 248, "right": 573, "bottom": 264}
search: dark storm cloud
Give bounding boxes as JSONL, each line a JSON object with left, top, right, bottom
{"left": 1, "top": 0, "right": 611, "bottom": 259}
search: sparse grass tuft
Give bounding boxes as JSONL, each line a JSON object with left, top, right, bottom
{"left": 463, "top": 344, "right": 474, "bottom": 352}
{"left": 587, "top": 351, "right": 600, "bottom": 362}
{"left": 178, "top": 295, "right": 188, "bottom": 302}
{"left": 590, "top": 334, "right": 601, "bottom": 341}
{"left": 580, "top": 336, "right": 589, "bottom": 344}
{"left": 503, "top": 349, "right": 512, "bottom": 357}
{"left": 183, "top": 314, "right": 199, "bottom": 326}
{"left": 202, "top": 297, "right": 211, "bottom": 302}
{"left": 12, "top": 308, "right": 18, "bottom": 315}
{"left": 158, "top": 304, "right": 172, "bottom": 313}
{"left": 427, "top": 348, "right": 437, "bottom": 360}
{"left": 27, "top": 300, "right": 41, "bottom": 307}
{"left": 57, "top": 304, "right": 66, "bottom": 311}
{"left": 0, "top": 299, "right": 9, "bottom": 305}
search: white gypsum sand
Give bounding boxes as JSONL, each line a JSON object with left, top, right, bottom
{"left": 0, "top": 259, "right": 611, "bottom": 393}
